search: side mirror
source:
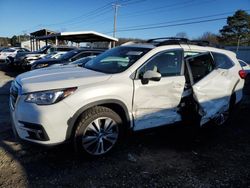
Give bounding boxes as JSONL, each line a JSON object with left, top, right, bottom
{"left": 143, "top": 70, "right": 161, "bottom": 82}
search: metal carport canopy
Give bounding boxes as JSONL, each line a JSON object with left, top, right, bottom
{"left": 36, "top": 31, "right": 118, "bottom": 43}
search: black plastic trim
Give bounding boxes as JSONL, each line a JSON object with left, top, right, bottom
{"left": 18, "top": 121, "right": 49, "bottom": 141}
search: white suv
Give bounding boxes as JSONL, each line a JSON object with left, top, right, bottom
{"left": 10, "top": 38, "right": 246, "bottom": 157}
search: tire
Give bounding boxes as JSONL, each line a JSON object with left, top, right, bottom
{"left": 73, "top": 106, "right": 123, "bottom": 157}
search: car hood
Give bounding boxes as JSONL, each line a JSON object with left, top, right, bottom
{"left": 34, "top": 58, "right": 61, "bottom": 64}
{"left": 16, "top": 66, "right": 111, "bottom": 93}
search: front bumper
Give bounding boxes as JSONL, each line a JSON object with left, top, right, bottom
{"left": 10, "top": 91, "right": 74, "bottom": 145}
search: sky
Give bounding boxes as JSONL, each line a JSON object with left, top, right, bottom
{"left": 0, "top": 0, "right": 249, "bottom": 39}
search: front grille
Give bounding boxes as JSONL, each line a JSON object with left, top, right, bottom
{"left": 10, "top": 81, "right": 20, "bottom": 109}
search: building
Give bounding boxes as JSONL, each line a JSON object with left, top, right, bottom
{"left": 21, "top": 40, "right": 46, "bottom": 51}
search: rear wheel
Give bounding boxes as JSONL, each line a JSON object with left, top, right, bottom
{"left": 74, "top": 106, "right": 123, "bottom": 157}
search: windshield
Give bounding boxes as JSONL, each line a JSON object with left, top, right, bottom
{"left": 43, "top": 52, "right": 66, "bottom": 59}
{"left": 37, "top": 46, "right": 49, "bottom": 52}
{"left": 85, "top": 46, "right": 150, "bottom": 73}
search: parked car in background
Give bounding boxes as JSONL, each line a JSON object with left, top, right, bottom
{"left": 0, "top": 47, "right": 30, "bottom": 62}
{"left": 31, "top": 49, "right": 104, "bottom": 69}
{"left": 0, "top": 47, "right": 8, "bottom": 62}
{"left": 6, "top": 45, "right": 75, "bottom": 67}
{"left": 0, "top": 47, "right": 8, "bottom": 52}
{"left": 49, "top": 55, "right": 96, "bottom": 68}
{"left": 238, "top": 59, "right": 250, "bottom": 94}
{"left": 10, "top": 38, "right": 246, "bottom": 157}
{"left": 238, "top": 59, "right": 250, "bottom": 72}
{"left": 21, "top": 51, "right": 67, "bottom": 70}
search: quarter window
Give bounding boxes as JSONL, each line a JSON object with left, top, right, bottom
{"left": 212, "top": 52, "right": 234, "bottom": 69}
{"left": 138, "top": 50, "right": 183, "bottom": 78}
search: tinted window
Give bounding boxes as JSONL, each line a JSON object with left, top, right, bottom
{"left": 47, "top": 47, "right": 56, "bottom": 54}
{"left": 85, "top": 47, "right": 150, "bottom": 73}
{"left": 56, "top": 47, "right": 75, "bottom": 52}
{"left": 37, "top": 46, "right": 49, "bottom": 53}
{"left": 212, "top": 52, "right": 234, "bottom": 69}
{"left": 187, "top": 53, "right": 214, "bottom": 83}
{"left": 138, "top": 50, "right": 183, "bottom": 78}
{"left": 60, "top": 50, "right": 80, "bottom": 60}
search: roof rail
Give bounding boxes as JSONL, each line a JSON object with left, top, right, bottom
{"left": 189, "top": 40, "right": 210, "bottom": 46}
{"left": 147, "top": 37, "right": 210, "bottom": 47}
{"left": 147, "top": 37, "right": 189, "bottom": 46}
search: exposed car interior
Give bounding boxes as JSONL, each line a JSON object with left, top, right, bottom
{"left": 186, "top": 53, "right": 214, "bottom": 84}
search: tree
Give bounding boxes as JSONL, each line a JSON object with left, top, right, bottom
{"left": 175, "top": 32, "right": 188, "bottom": 38}
{"left": 197, "top": 32, "right": 219, "bottom": 45}
{"left": 0, "top": 37, "right": 11, "bottom": 46}
{"left": 219, "top": 10, "right": 250, "bottom": 45}
{"left": 11, "top": 35, "right": 18, "bottom": 46}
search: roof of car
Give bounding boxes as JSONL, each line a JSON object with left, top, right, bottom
{"left": 121, "top": 41, "right": 236, "bottom": 57}
{"left": 74, "top": 48, "right": 105, "bottom": 52}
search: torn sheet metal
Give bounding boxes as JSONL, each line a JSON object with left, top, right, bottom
{"left": 133, "top": 76, "right": 185, "bottom": 131}
{"left": 192, "top": 69, "right": 238, "bottom": 125}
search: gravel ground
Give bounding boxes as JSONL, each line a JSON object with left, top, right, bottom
{"left": 0, "top": 63, "right": 250, "bottom": 188}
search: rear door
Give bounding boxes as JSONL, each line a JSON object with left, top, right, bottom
{"left": 133, "top": 49, "right": 186, "bottom": 130}
{"left": 186, "top": 52, "right": 237, "bottom": 125}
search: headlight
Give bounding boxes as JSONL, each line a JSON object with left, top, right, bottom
{"left": 36, "top": 63, "right": 49, "bottom": 68}
{"left": 25, "top": 87, "right": 77, "bottom": 105}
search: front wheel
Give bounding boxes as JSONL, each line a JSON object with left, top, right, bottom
{"left": 74, "top": 106, "right": 123, "bottom": 157}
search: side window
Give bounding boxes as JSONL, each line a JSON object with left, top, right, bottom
{"left": 138, "top": 50, "right": 183, "bottom": 78}
{"left": 212, "top": 52, "right": 234, "bottom": 69}
{"left": 47, "top": 48, "right": 55, "bottom": 54}
{"left": 187, "top": 53, "right": 214, "bottom": 83}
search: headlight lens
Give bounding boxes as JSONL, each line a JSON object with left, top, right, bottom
{"left": 25, "top": 87, "right": 77, "bottom": 105}
{"left": 36, "top": 63, "right": 49, "bottom": 68}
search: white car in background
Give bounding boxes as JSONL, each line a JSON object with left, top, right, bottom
{"left": 238, "top": 59, "right": 250, "bottom": 71}
{"left": 0, "top": 47, "right": 30, "bottom": 61}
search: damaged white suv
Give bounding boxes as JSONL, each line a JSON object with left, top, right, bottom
{"left": 10, "top": 38, "right": 246, "bottom": 157}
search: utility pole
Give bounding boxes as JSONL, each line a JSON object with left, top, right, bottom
{"left": 236, "top": 35, "right": 242, "bottom": 53}
{"left": 112, "top": 2, "right": 120, "bottom": 47}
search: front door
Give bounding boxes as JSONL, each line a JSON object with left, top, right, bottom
{"left": 133, "top": 49, "right": 186, "bottom": 130}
